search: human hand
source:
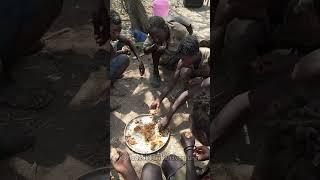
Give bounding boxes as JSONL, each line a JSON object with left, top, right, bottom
{"left": 193, "top": 146, "right": 210, "bottom": 161}
{"left": 158, "top": 116, "right": 170, "bottom": 132}
{"left": 122, "top": 46, "right": 131, "bottom": 55}
{"left": 111, "top": 149, "right": 135, "bottom": 176}
{"left": 150, "top": 99, "right": 160, "bottom": 110}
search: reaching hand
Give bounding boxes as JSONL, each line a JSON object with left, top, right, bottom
{"left": 158, "top": 116, "right": 170, "bottom": 132}
{"left": 150, "top": 99, "right": 160, "bottom": 110}
{"left": 122, "top": 46, "right": 131, "bottom": 55}
{"left": 111, "top": 149, "right": 134, "bottom": 176}
{"left": 193, "top": 146, "right": 210, "bottom": 161}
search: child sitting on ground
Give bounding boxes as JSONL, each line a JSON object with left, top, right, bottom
{"left": 143, "top": 16, "right": 190, "bottom": 87}
{"left": 150, "top": 35, "right": 210, "bottom": 125}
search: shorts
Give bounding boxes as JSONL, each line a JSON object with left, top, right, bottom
{"left": 110, "top": 54, "right": 129, "bottom": 81}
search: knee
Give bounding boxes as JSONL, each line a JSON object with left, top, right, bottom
{"left": 117, "top": 54, "right": 130, "bottom": 67}
{"left": 141, "top": 163, "right": 162, "bottom": 179}
{"left": 143, "top": 163, "right": 161, "bottom": 171}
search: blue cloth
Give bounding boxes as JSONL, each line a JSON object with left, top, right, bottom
{"left": 110, "top": 54, "right": 129, "bottom": 81}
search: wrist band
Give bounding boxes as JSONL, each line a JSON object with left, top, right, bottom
{"left": 184, "top": 146, "right": 194, "bottom": 152}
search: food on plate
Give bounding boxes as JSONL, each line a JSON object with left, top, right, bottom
{"left": 126, "top": 135, "right": 137, "bottom": 145}
{"left": 134, "top": 122, "right": 157, "bottom": 142}
{"left": 150, "top": 138, "right": 164, "bottom": 150}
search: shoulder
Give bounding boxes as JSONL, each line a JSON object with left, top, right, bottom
{"left": 167, "top": 22, "right": 188, "bottom": 39}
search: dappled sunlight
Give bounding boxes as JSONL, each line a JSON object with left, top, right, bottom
{"left": 132, "top": 82, "right": 149, "bottom": 95}
{"left": 110, "top": 0, "right": 210, "bottom": 177}
{"left": 172, "top": 113, "right": 190, "bottom": 129}
{"left": 143, "top": 91, "right": 156, "bottom": 106}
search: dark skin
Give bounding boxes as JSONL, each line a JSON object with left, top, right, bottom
{"left": 180, "top": 132, "right": 210, "bottom": 180}
{"left": 111, "top": 149, "right": 139, "bottom": 180}
{"left": 210, "top": 49, "right": 320, "bottom": 146}
{"left": 112, "top": 135, "right": 208, "bottom": 180}
{"left": 159, "top": 77, "right": 210, "bottom": 131}
{"left": 150, "top": 53, "right": 202, "bottom": 107}
{"left": 92, "top": 1, "right": 144, "bottom": 74}
{"left": 143, "top": 28, "right": 169, "bottom": 76}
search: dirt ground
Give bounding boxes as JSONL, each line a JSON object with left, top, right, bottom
{"left": 0, "top": 0, "right": 107, "bottom": 179}
{"left": 110, "top": 0, "right": 210, "bottom": 179}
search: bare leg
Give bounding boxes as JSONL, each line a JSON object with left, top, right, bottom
{"left": 141, "top": 163, "right": 163, "bottom": 180}
{"left": 150, "top": 51, "right": 163, "bottom": 88}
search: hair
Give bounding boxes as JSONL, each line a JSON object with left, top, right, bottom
{"left": 147, "top": 16, "right": 168, "bottom": 32}
{"left": 110, "top": 10, "right": 121, "bottom": 25}
{"left": 178, "top": 35, "right": 200, "bottom": 57}
{"left": 190, "top": 91, "right": 210, "bottom": 145}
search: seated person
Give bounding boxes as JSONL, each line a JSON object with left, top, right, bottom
{"left": 159, "top": 77, "right": 210, "bottom": 131}
{"left": 111, "top": 132, "right": 210, "bottom": 180}
{"left": 210, "top": 49, "right": 320, "bottom": 179}
{"left": 69, "top": 9, "right": 144, "bottom": 110}
{"left": 150, "top": 35, "right": 210, "bottom": 119}
{"left": 107, "top": 10, "right": 144, "bottom": 83}
{"left": 143, "top": 16, "right": 189, "bottom": 87}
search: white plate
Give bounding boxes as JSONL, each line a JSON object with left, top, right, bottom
{"left": 124, "top": 114, "right": 170, "bottom": 155}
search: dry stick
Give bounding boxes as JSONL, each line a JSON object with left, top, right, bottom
{"left": 43, "top": 28, "right": 72, "bottom": 41}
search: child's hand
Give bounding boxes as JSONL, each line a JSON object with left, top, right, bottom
{"left": 158, "top": 117, "right": 170, "bottom": 132}
{"left": 193, "top": 146, "right": 210, "bottom": 161}
{"left": 111, "top": 149, "right": 134, "bottom": 176}
{"left": 150, "top": 99, "right": 160, "bottom": 110}
{"left": 121, "top": 46, "right": 131, "bottom": 55}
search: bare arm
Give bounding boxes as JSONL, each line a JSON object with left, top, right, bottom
{"left": 118, "top": 35, "right": 140, "bottom": 60}
{"left": 186, "top": 149, "right": 200, "bottom": 180}
{"left": 165, "top": 77, "right": 210, "bottom": 122}
{"left": 158, "top": 68, "right": 181, "bottom": 103}
{"left": 211, "top": 91, "right": 251, "bottom": 145}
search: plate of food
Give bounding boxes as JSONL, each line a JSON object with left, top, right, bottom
{"left": 124, "top": 114, "right": 170, "bottom": 154}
